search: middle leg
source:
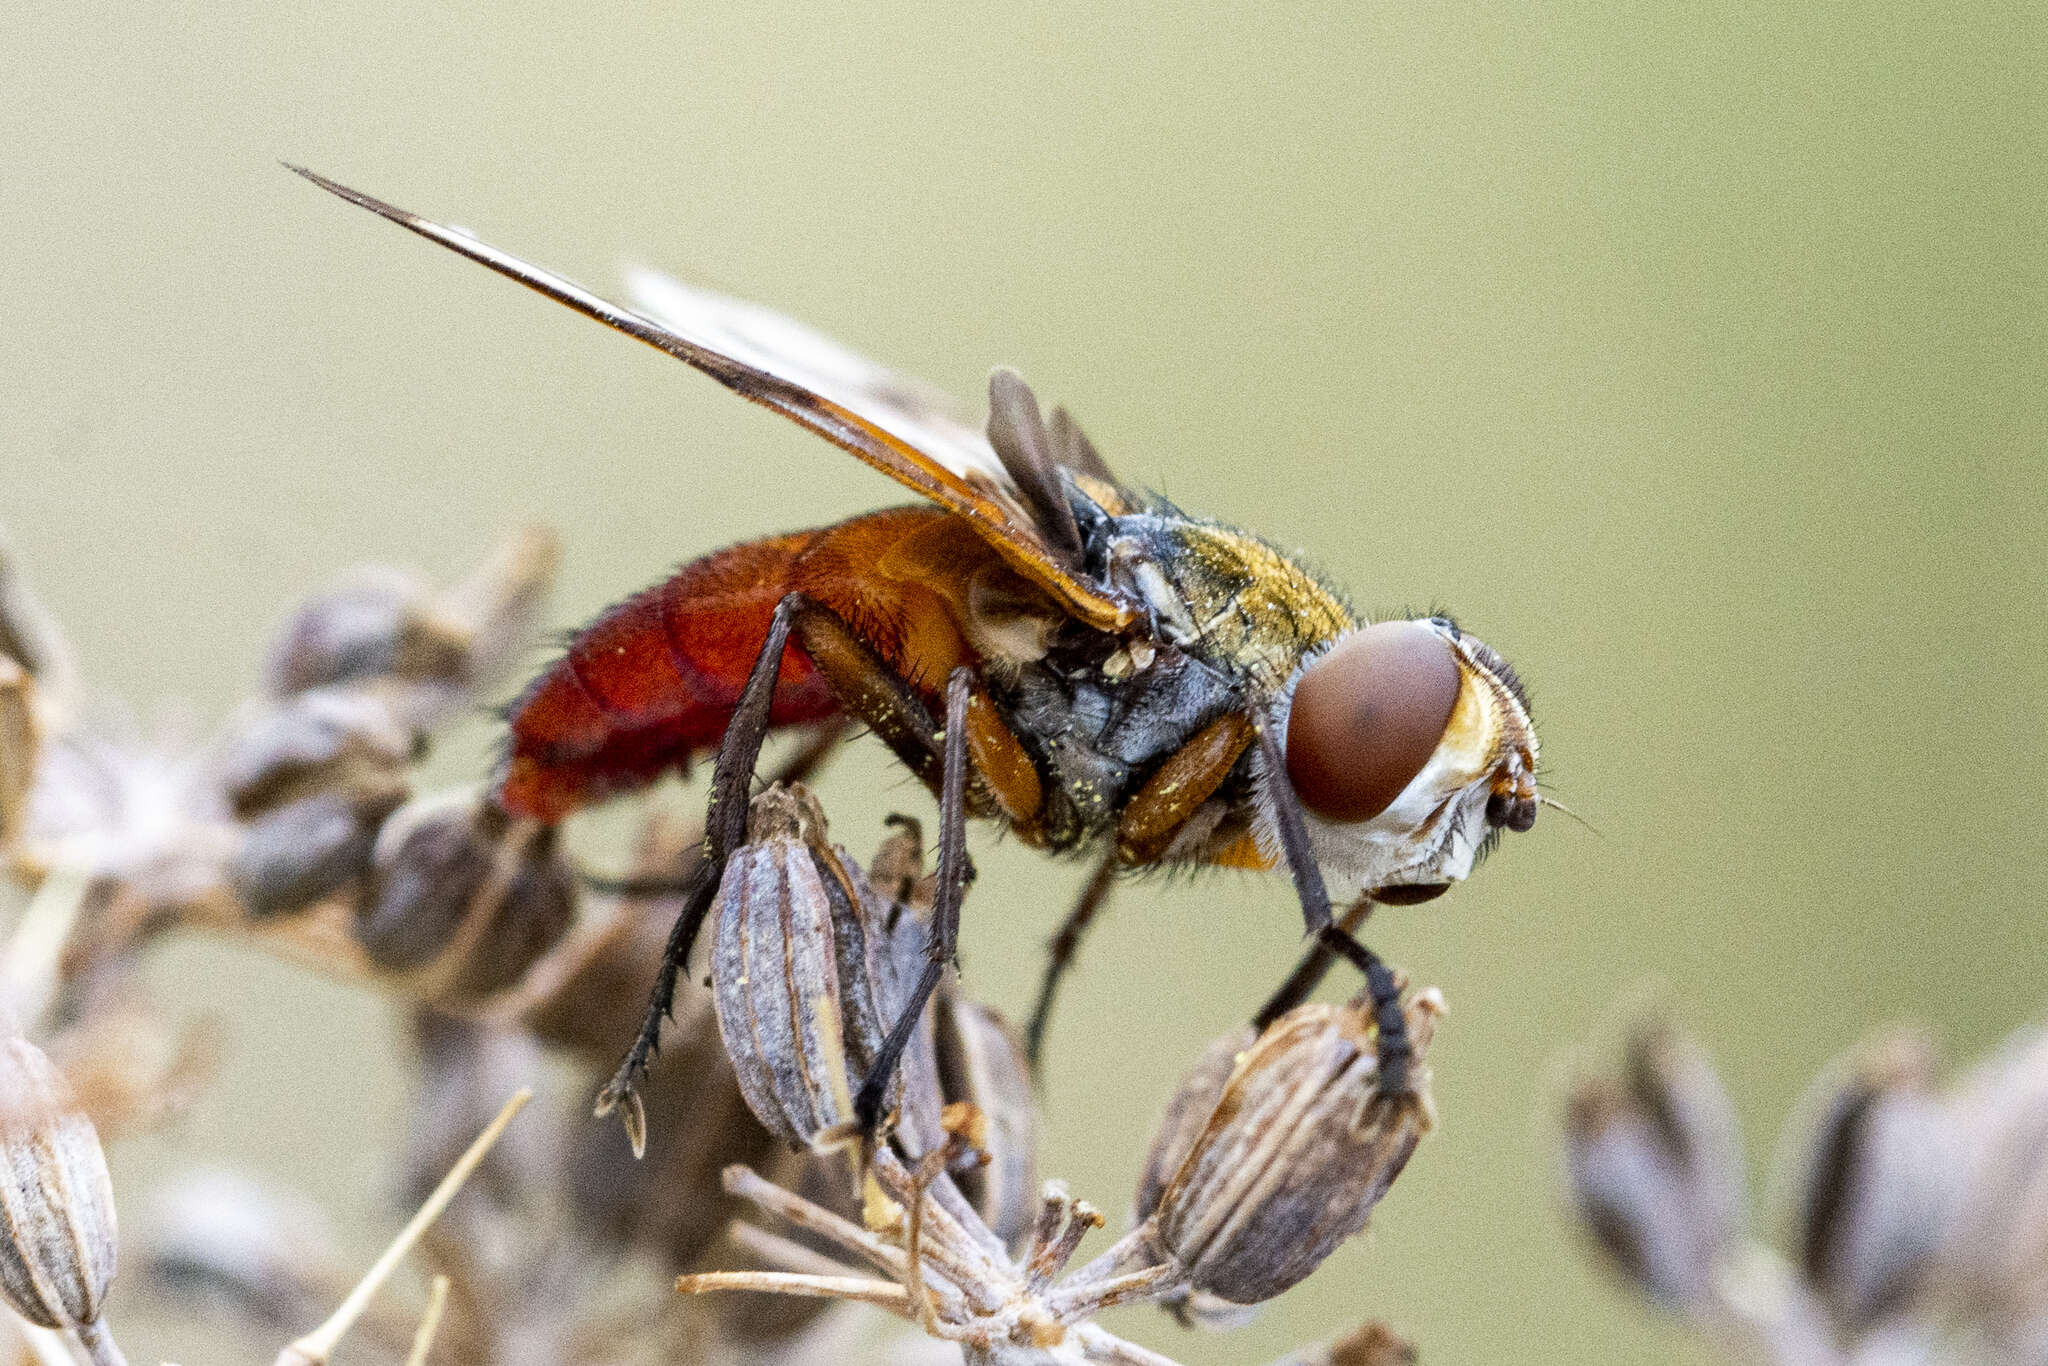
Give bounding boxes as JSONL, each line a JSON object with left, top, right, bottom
{"left": 854, "top": 666, "right": 976, "bottom": 1134}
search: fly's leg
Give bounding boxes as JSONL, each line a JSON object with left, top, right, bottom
{"left": 1023, "top": 848, "right": 1118, "bottom": 1071}
{"left": 1252, "top": 716, "right": 1411, "bottom": 1093}
{"left": 1014, "top": 707, "right": 1259, "bottom": 1073}
{"left": 579, "top": 718, "right": 849, "bottom": 899}
{"left": 595, "top": 593, "right": 841, "bottom": 1146}
{"left": 1252, "top": 895, "right": 1372, "bottom": 1027}
{"left": 854, "top": 667, "right": 976, "bottom": 1134}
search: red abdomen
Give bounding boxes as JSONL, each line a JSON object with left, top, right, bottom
{"left": 495, "top": 532, "right": 836, "bottom": 822}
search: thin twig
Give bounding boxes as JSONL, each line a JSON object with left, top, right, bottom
{"left": 674, "top": 1271, "right": 914, "bottom": 1311}
{"left": 276, "top": 1088, "right": 531, "bottom": 1366}
{"left": 1072, "top": 1322, "right": 1191, "bottom": 1366}
{"left": 1, "top": 862, "right": 90, "bottom": 1027}
{"left": 70, "top": 1321, "right": 128, "bottom": 1366}
{"left": 402, "top": 1275, "right": 451, "bottom": 1366}
{"left": 724, "top": 1221, "right": 872, "bottom": 1281}
{"left": 1046, "top": 1263, "right": 1179, "bottom": 1321}
{"left": 721, "top": 1164, "right": 910, "bottom": 1279}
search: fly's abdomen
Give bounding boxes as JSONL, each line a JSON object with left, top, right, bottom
{"left": 496, "top": 532, "right": 837, "bottom": 822}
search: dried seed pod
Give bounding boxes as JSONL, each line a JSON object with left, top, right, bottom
{"left": 358, "top": 796, "right": 576, "bottom": 1000}
{"left": 1930, "top": 1024, "right": 2048, "bottom": 1321}
{"left": 0, "top": 1035, "right": 120, "bottom": 1341}
{"left": 1135, "top": 1024, "right": 1258, "bottom": 1226}
{"left": 935, "top": 992, "right": 1040, "bottom": 1256}
{"left": 1133, "top": 1022, "right": 1261, "bottom": 1330}
{"left": 264, "top": 566, "right": 464, "bottom": 698}
{"left": 1790, "top": 1032, "right": 1952, "bottom": 1329}
{"left": 1145, "top": 992, "right": 1440, "bottom": 1305}
{"left": 1563, "top": 1018, "right": 1745, "bottom": 1311}
{"left": 263, "top": 530, "right": 558, "bottom": 727}
{"left": 217, "top": 689, "right": 413, "bottom": 820}
{"left": 0, "top": 533, "right": 80, "bottom": 724}
{"left": 711, "top": 786, "right": 907, "bottom": 1148}
{"left": 0, "top": 656, "right": 34, "bottom": 854}
{"left": 231, "top": 787, "right": 407, "bottom": 919}
{"left": 1264, "top": 1320, "right": 1418, "bottom": 1366}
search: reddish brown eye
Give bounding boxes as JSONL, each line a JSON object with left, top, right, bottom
{"left": 1284, "top": 621, "right": 1461, "bottom": 823}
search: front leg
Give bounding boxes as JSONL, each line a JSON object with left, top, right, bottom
{"left": 1251, "top": 714, "right": 1412, "bottom": 1093}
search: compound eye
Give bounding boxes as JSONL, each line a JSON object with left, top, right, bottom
{"left": 1284, "top": 621, "right": 1461, "bottom": 823}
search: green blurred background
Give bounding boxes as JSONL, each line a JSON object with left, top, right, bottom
{"left": 5, "top": 2, "right": 2043, "bottom": 1361}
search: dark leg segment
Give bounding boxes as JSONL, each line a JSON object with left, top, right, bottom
{"left": 1024, "top": 848, "right": 1119, "bottom": 1071}
{"left": 594, "top": 594, "right": 809, "bottom": 1144}
{"left": 579, "top": 719, "right": 851, "bottom": 898}
{"left": 1252, "top": 895, "right": 1372, "bottom": 1028}
{"left": 854, "top": 667, "right": 977, "bottom": 1134}
{"left": 1252, "top": 717, "right": 1411, "bottom": 1092}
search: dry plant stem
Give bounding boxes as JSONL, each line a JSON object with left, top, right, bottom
{"left": 403, "top": 1275, "right": 450, "bottom": 1366}
{"left": 724, "top": 1221, "right": 865, "bottom": 1280}
{"left": 904, "top": 1145, "right": 953, "bottom": 1335}
{"left": 1043, "top": 1263, "right": 1178, "bottom": 1322}
{"left": 674, "top": 1270, "right": 912, "bottom": 1311}
{"left": 1, "top": 864, "right": 90, "bottom": 1027}
{"left": 1702, "top": 1248, "right": 1843, "bottom": 1366}
{"left": 720, "top": 1165, "right": 911, "bottom": 1279}
{"left": 1065, "top": 1325, "right": 1187, "bottom": 1366}
{"left": 868, "top": 1151, "right": 1005, "bottom": 1309}
{"left": 7, "top": 1312, "right": 74, "bottom": 1366}
{"left": 276, "top": 1088, "right": 532, "bottom": 1366}
{"left": 69, "top": 1320, "right": 126, "bottom": 1366}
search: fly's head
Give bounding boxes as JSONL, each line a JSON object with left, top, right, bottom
{"left": 1274, "top": 617, "right": 1538, "bottom": 903}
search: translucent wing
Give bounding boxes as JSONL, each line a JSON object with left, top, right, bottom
{"left": 290, "top": 167, "right": 1135, "bottom": 631}
{"left": 624, "top": 268, "right": 1006, "bottom": 498}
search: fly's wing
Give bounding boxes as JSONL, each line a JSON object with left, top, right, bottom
{"left": 626, "top": 269, "right": 1137, "bottom": 574}
{"left": 291, "top": 167, "right": 1136, "bottom": 632}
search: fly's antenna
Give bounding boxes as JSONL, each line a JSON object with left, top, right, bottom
{"left": 1537, "top": 792, "right": 1600, "bottom": 838}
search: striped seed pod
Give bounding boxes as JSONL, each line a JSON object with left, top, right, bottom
{"left": 0, "top": 1034, "right": 123, "bottom": 1362}
{"left": 710, "top": 784, "right": 922, "bottom": 1148}
{"left": 1144, "top": 991, "right": 1440, "bottom": 1306}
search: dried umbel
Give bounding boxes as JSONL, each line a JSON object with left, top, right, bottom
{"left": 1561, "top": 1003, "right": 2048, "bottom": 1366}
{"left": 0, "top": 1034, "right": 125, "bottom": 1365}
{"left": 680, "top": 987, "right": 1441, "bottom": 1364}
{"left": 1140, "top": 991, "right": 1439, "bottom": 1305}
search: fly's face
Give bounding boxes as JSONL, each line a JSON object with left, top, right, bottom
{"left": 1274, "top": 617, "right": 1538, "bottom": 903}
